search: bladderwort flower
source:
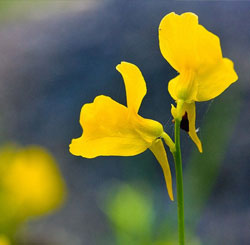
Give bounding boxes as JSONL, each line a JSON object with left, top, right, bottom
{"left": 69, "top": 62, "right": 175, "bottom": 200}
{"left": 159, "top": 12, "right": 238, "bottom": 152}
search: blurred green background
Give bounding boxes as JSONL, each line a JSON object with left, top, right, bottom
{"left": 0, "top": 0, "right": 249, "bottom": 244}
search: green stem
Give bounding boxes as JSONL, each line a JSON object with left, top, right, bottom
{"left": 173, "top": 119, "right": 185, "bottom": 245}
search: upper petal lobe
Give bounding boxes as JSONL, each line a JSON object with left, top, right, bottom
{"left": 116, "top": 62, "right": 147, "bottom": 113}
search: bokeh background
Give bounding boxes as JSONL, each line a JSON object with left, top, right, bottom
{"left": 0, "top": 0, "right": 249, "bottom": 244}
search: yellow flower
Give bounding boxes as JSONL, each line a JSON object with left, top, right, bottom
{"left": 70, "top": 62, "right": 174, "bottom": 200}
{"left": 159, "top": 12, "right": 238, "bottom": 152}
{"left": 0, "top": 145, "right": 66, "bottom": 220}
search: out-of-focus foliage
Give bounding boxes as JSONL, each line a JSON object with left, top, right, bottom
{"left": 102, "top": 183, "right": 155, "bottom": 245}
{"left": 103, "top": 183, "right": 154, "bottom": 240}
{"left": 0, "top": 0, "right": 97, "bottom": 23}
{"left": 101, "top": 182, "right": 201, "bottom": 245}
{"left": 0, "top": 145, "right": 66, "bottom": 241}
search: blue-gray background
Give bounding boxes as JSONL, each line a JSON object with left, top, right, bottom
{"left": 0, "top": 1, "right": 249, "bottom": 244}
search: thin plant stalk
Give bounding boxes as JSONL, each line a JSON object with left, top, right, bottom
{"left": 172, "top": 119, "right": 185, "bottom": 245}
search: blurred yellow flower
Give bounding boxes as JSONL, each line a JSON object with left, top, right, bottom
{"left": 0, "top": 145, "right": 66, "bottom": 222}
{"left": 70, "top": 62, "right": 174, "bottom": 200}
{"left": 159, "top": 12, "right": 238, "bottom": 152}
{"left": 0, "top": 235, "right": 10, "bottom": 245}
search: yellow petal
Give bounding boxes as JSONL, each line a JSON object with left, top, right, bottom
{"left": 171, "top": 104, "right": 178, "bottom": 119}
{"left": 182, "top": 102, "right": 202, "bottom": 153}
{"left": 159, "top": 12, "right": 222, "bottom": 72}
{"left": 168, "top": 70, "right": 198, "bottom": 102}
{"left": 70, "top": 95, "right": 163, "bottom": 158}
{"left": 195, "top": 58, "right": 238, "bottom": 101}
{"left": 116, "top": 62, "right": 147, "bottom": 113}
{"left": 149, "top": 139, "right": 173, "bottom": 201}
{"left": 168, "top": 75, "right": 178, "bottom": 101}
